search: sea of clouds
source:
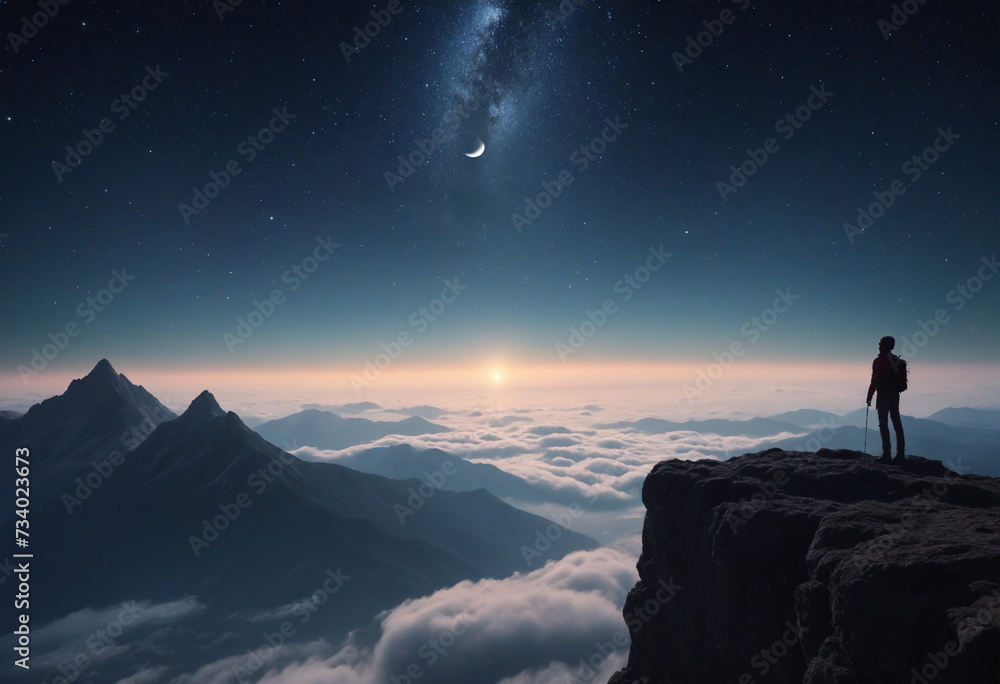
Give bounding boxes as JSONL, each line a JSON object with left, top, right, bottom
{"left": 14, "top": 397, "right": 814, "bottom": 684}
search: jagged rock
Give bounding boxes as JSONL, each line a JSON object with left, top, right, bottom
{"left": 608, "top": 448, "right": 1000, "bottom": 684}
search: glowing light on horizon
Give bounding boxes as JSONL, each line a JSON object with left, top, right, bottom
{"left": 1, "top": 360, "right": 997, "bottom": 421}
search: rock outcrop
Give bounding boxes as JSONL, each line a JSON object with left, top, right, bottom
{"left": 609, "top": 449, "right": 1000, "bottom": 684}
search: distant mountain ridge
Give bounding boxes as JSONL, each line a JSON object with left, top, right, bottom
{"left": 334, "top": 443, "right": 631, "bottom": 509}
{"left": 596, "top": 410, "right": 998, "bottom": 477}
{"left": 254, "top": 407, "right": 450, "bottom": 450}
{"left": 765, "top": 417, "right": 1000, "bottom": 477}
{"left": 596, "top": 416, "right": 806, "bottom": 438}
{"left": 927, "top": 407, "right": 1000, "bottom": 429}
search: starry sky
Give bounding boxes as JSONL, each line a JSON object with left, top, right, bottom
{"left": 0, "top": 0, "right": 996, "bottom": 403}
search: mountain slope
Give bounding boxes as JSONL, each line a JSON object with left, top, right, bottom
{"left": 1, "top": 366, "right": 596, "bottom": 682}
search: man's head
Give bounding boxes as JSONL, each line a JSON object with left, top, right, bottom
{"left": 878, "top": 335, "right": 895, "bottom": 354}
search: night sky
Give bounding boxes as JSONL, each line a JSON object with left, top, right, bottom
{"left": 1, "top": 0, "right": 997, "bottom": 397}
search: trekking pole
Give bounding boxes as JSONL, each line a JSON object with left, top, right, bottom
{"left": 863, "top": 404, "right": 869, "bottom": 455}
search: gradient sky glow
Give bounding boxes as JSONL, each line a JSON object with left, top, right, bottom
{"left": 1, "top": 0, "right": 997, "bottom": 414}
{"left": 2, "top": 361, "right": 997, "bottom": 423}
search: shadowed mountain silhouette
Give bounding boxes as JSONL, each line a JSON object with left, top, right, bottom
{"left": 0, "top": 359, "right": 175, "bottom": 494}
{"left": 766, "top": 409, "right": 842, "bottom": 428}
{"left": 392, "top": 404, "right": 452, "bottom": 419}
{"left": 302, "top": 400, "right": 382, "bottom": 413}
{"left": 609, "top": 448, "right": 1000, "bottom": 684}
{"left": 596, "top": 416, "right": 805, "bottom": 438}
{"left": 927, "top": 407, "right": 1000, "bottom": 429}
{"left": 0, "top": 362, "right": 597, "bottom": 683}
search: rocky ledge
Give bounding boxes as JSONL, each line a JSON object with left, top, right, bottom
{"left": 608, "top": 448, "right": 1000, "bottom": 684}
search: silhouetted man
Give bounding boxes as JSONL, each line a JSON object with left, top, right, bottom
{"left": 866, "top": 335, "right": 905, "bottom": 464}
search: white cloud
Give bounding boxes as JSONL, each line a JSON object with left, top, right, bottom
{"left": 116, "top": 666, "right": 169, "bottom": 684}
{"left": 174, "top": 548, "right": 637, "bottom": 684}
{"left": 169, "top": 640, "right": 335, "bottom": 684}
{"left": 285, "top": 405, "right": 804, "bottom": 539}
{"left": 495, "top": 651, "right": 627, "bottom": 684}
{"left": 2, "top": 597, "right": 205, "bottom": 676}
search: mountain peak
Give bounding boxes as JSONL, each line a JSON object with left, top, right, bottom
{"left": 185, "top": 390, "right": 226, "bottom": 418}
{"left": 92, "top": 357, "right": 117, "bottom": 375}
{"left": 80, "top": 358, "right": 124, "bottom": 389}
{"left": 58, "top": 359, "right": 134, "bottom": 403}
{"left": 14, "top": 359, "right": 176, "bottom": 471}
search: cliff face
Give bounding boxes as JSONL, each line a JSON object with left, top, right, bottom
{"left": 608, "top": 449, "right": 1000, "bottom": 684}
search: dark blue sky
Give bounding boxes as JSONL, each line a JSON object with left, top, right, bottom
{"left": 1, "top": 0, "right": 996, "bottom": 382}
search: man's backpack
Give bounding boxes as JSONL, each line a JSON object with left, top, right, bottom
{"left": 888, "top": 354, "right": 908, "bottom": 392}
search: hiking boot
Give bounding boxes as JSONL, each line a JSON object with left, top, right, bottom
{"left": 878, "top": 454, "right": 892, "bottom": 464}
{"left": 894, "top": 454, "right": 906, "bottom": 464}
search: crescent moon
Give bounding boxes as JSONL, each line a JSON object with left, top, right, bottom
{"left": 465, "top": 139, "right": 485, "bottom": 158}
